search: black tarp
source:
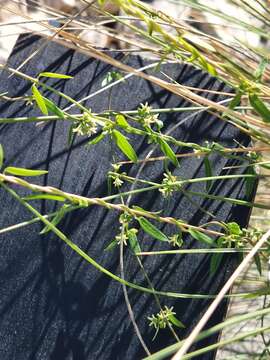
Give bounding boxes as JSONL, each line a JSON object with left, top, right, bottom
{"left": 0, "top": 34, "right": 256, "bottom": 360}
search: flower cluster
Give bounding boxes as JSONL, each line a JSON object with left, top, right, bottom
{"left": 72, "top": 111, "right": 97, "bottom": 137}
{"left": 169, "top": 233, "right": 183, "bottom": 248}
{"left": 159, "top": 172, "right": 181, "bottom": 198}
{"left": 138, "top": 102, "right": 163, "bottom": 129}
{"left": 109, "top": 163, "right": 126, "bottom": 188}
{"left": 148, "top": 306, "right": 179, "bottom": 339}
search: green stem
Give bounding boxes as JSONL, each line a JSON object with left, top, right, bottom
{"left": 1, "top": 182, "right": 238, "bottom": 300}
{"left": 144, "top": 308, "right": 270, "bottom": 360}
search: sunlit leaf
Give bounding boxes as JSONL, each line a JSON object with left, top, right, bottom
{"left": 189, "top": 229, "right": 214, "bottom": 246}
{"left": 138, "top": 217, "right": 169, "bottom": 242}
{"left": 23, "top": 194, "right": 66, "bottom": 202}
{"left": 254, "top": 58, "right": 268, "bottom": 82}
{"left": 43, "top": 97, "right": 65, "bottom": 118}
{"left": 159, "top": 138, "right": 179, "bottom": 167}
{"left": 112, "top": 130, "right": 137, "bottom": 162}
{"left": 229, "top": 91, "right": 242, "bottom": 110}
{"left": 39, "top": 72, "right": 73, "bottom": 79}
{"left": 32, "top": 84, "right": 48, "bottom": 115}
{"left": 128, "top": 231, "right": 141, "bottom": 254}
{"left": 4, "top": 167, "right": 48, "bottom": 177}
{"left": 168, "top": 314, "right": 185, "bottom": 328}
{"left": 227, "top": 222, "right": 242, "bottom": 235}
{"left": 249, "top": 93, "right": 270, "bottom": 123}
{"left": 88, "top": 133, "right": 105, "bottom": 146}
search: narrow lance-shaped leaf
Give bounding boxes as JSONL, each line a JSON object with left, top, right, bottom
{"left": 112, "top": 130, "right": 137, "bottom": 163}
{"left": 189, "top": 229, "right": 215, "bottom": 247}
{"left": 23, "top": 194, "right": 66, "bottom": 202}
{"left": 159, "top": 138, "right": 179, "bottom": 167}
{"left": 254, "top": 58, "right": 268, "bottom": 82}
{"left": 204, "top": 157, "right": 212, "bottom": 192}
{"left": 138, "top": 217, "right": 169, "bottom": 242}
{"left": 32, "top": 84, "right": 48, "bottom": 115}
{"left": 229, "top": 91, "right": 242, "bottom": 110}
{"left": 39, "top": 72, "right": 73, "bottom": 79}
{"left": 249, "top": 93, "right": 270, "bottom": 123}
{"left": 168, "top": 314, "right": 185, "bottom": 329}
{"left": 43, "top": 97, "right": 65, "bottom": 119}
{"left": 88, "top": 133, "right": 105, "bottom": 146}
{"left": 4, "top": 167, "right": 48, "bottom": 177}
{"left": 128, "top": 231, "right": 141, "bottom": 254}
{"left": 0, "top": 144, "right": 4, "bottom": 170}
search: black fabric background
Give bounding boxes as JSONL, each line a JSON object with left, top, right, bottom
{"left": 0, "top": 34, "right": 255, "bottom": 360}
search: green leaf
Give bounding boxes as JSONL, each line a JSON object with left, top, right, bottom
{"left": 159, "top": 138, "right": 179, "bottom": 167}
{"left": 128, "top": 231, "right": 141, "bottom": 254}
{"left": 88, "top": 133, "right": 105, "bottom": 146}
{"left": 204, "top": 157, "right": 212, "bottom": 191}
{"left": 189, "top": 229, "right": 215, "bottom": 246}
{"left": 147, "top": 19, "right": 154, "bottom": 36}
{"left": 43, "top": 97, "right": 65, "bottom": 118}
{"left": 39, "top": 72, "right": 73, "bottom": 79}
{"left": 249, "top": 93, "right": 270, "bottom": 123}
{"left": 168, "top": 314, "right": 185, "bottom": 329}
{"left": 227, "top": 222, "right": 242, "bottom": 236}
{"left": 254, "top": 58, "right": 268, "bottom": 82}
{"left": 23, "top": 194, "right": 66, "bottom": 202}
{"left": 112, "top": 130, "right": 137, "bottom": 163}
{"left": 32, "top": 84, "right": 48, "bottom": 115}
{"left": 0, "top": 144, "right": 4, "bottom": 170}
{"left": 138, "top": 217, "right": 169, "bottom": 242}
{"left": 229, "top": 91, "right": 242, "bottom": 110}
{"left": 4, "top": 167, "right": 48, "bottom": 177}
{"left": 116, "top": 114, "right": 129, "bottom": 129}
{"left": 133, "top": 206, "right": 162, "bottom": 216}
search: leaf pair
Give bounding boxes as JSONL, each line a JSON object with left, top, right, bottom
{"left": 32, "top": 85, "right": 64, "bottom": 118}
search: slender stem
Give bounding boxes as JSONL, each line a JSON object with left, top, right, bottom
{"left": 172, "top": 228, "right": 270, "bottom": 359}
{"left": 0, "top": 182, "right": 246, "bottom": 300}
